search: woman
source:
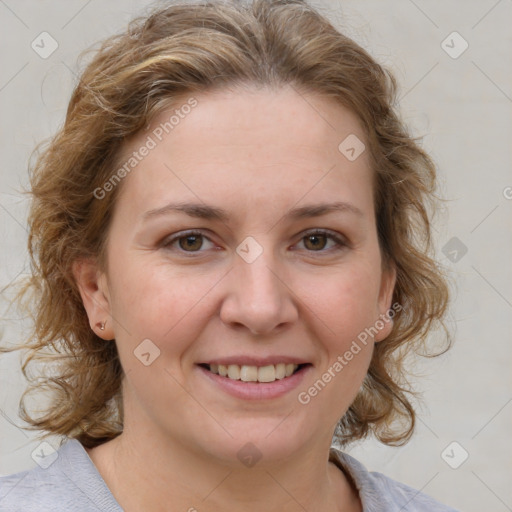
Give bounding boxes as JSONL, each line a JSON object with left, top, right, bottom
{"left": 0, "top": 0, "right": 457, "bottom": 510}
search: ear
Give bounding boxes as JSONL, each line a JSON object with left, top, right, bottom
{"left": 72, "top": 258, "right": 114, "bottom": 340}
{"left": 374, "top": 262, "right": 397, "bottom": 343}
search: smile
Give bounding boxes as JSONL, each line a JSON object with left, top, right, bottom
{"left": 202, "top": 363, "right": 307, "bottom": 383}
{"left": 196, "top": 361, "right": 312, "bottom": 400}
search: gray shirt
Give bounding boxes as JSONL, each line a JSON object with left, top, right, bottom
{"left": 0, "top": 439, "right": 459, "bottom": 511}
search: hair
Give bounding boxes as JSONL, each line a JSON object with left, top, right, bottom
{"left": 2, "top": 0, "right": 450, "bottom": 449}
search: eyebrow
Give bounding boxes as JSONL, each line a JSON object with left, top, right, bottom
{"left": 142, "top": 200, "right": 363, "bottom": 222}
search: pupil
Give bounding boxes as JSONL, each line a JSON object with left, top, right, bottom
{"left": 180, "top": 235, "right": 202, "bottom": 251}
{"left": 306, "top": 234, "right": 326, "bottom": 250}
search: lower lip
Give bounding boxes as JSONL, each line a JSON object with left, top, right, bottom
{"left": 196, "top": 364, "right": 312, "bottom": 400}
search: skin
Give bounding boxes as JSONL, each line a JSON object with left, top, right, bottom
{"left": 74, "top": 84, "right": 396, "bottom": 512}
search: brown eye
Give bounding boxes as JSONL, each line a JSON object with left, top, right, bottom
{"left": 178, "top": 234, "right": 204, "bottom": 251}
{"left": 303, "top": 233, "right": 328, "bottom": 251}
{"left": 296, "top": 230, "right": 347, "bottom": 254}
{"left": 162, "top": 230, "right": 215, "bottom": 254}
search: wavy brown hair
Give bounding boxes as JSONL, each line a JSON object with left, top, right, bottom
{"left": 1, "top": 0, "right": 450, "bottom": 449}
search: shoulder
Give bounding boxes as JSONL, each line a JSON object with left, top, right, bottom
{"left": 329, "top": 446, "right": 460, "bottom": 512}
{"left": 0, "top": 439, "right": 122, "bottom": 512}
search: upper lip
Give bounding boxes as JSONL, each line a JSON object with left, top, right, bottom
{"left": 198, "top": 356, "right": 311, "bottom": 366}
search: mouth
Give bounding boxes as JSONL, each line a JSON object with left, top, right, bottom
{"left": 196, "top": 359, "right": 313, "bottom": 400}
{"left": 198, "top": 362, "right": 310, "bottom": 383}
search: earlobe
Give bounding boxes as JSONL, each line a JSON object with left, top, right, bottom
{"left": 72, "top": 258, "right": 114, "bottom": 340}
{"left": 375, "top": 262, "right": 397, "bottom": 343}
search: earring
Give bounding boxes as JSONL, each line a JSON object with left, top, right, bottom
{"left": 98, "top": 321, "right": 106, "bottom": 331}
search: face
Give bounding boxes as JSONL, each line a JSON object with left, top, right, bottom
{"left": 77, "top": 85, "right": 395, "bottom": 466}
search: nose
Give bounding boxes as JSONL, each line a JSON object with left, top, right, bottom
{"left": 219, "top": 250, "right": 298, "bottom": 336}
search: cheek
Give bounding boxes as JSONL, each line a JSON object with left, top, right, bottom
{"left": 296, "top": 270, "right": 379, "bottom": 413}
{"left": 107, "top": 256, "right": 222, "bottom": 352}
{"left": 303, "top": 261, "right": 384, "bottom": 343}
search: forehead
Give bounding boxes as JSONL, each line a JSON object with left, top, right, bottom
{"left": 113, "top": 85, "right": 373, "bottom": 223}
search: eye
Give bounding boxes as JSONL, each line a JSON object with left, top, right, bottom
{"left": 161, "top": 228, "right": 347, "bottom": 256}
{"left": 295, "top": 229, "right": 347, "bottom": 253}
{"left": 162, "top": 230, "right": 216, "bottom": 253}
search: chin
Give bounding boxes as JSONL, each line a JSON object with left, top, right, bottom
{"left": 195, "top": 416, "right": 315, "bottom": 467}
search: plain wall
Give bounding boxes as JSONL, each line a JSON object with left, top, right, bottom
{"left": 1, "top": 1, "right": 511, "bottom": 511}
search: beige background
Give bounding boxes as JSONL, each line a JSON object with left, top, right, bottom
{"left": 1, "top": 1, "right": 511, "bottom": 511}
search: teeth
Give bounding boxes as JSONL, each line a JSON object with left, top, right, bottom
{"left": 227, "top": 364, "right": 240, "bottom": 380}
{"left": 258, "top": 365, "right": 275, "bottom": 382}
{"left": 275, "top": 363, "right": 286, "bottom": 379}
{"left": 210, "top": 363, "right": 300, "bottom": 382}
{"left": 285, "top": 363, "right": 295, "bottom": 377}
{"left": 240, "top": 365, "right": 258, "bottom": 382}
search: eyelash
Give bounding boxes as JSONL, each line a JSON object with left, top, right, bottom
{"left": 161, "top": 229, "right": 348, "bottom": 256}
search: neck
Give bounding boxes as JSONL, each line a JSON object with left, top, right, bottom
{"left": 86, "top": 426, "right": 360, "bottom": 512}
